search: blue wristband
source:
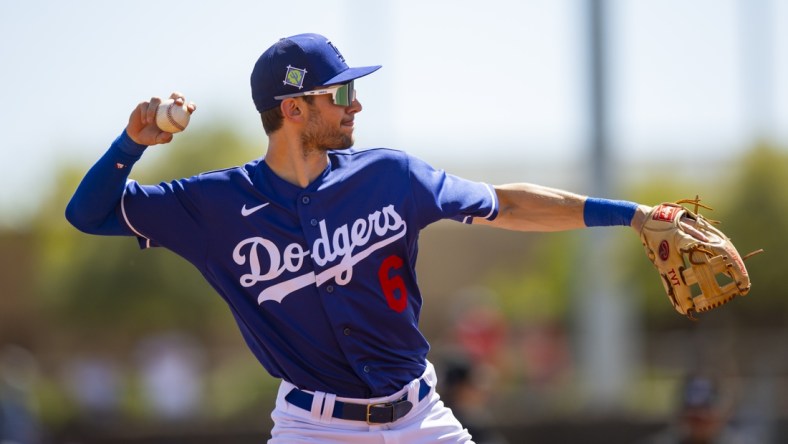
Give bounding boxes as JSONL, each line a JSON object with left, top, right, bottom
{"left": 583, "top": 197, "right": 638, "bottom": 227}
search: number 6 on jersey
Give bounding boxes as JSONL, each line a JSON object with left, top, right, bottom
{"left": 378, "top": 255, "right": 407, "bottom": 312}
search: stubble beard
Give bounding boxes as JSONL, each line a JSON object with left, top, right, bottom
{"left": 300, "top": 106, "right": 354, "bottom": 158}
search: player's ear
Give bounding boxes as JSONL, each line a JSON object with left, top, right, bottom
{"left": 281, "top": 98, "right": 303, "bottom": 123}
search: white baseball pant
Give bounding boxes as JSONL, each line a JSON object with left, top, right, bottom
{"left": 269, "top": 361, "right": 474, "bottom": 443}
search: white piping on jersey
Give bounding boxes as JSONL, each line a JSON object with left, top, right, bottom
{"left": 483, "top": 183, "right": 497, "bottom": 220}
{"left": 121, "top": 181, "right": 152, "bottom": 249}
{"left": 462, "top": 184, "right": 497, "bottom": 225}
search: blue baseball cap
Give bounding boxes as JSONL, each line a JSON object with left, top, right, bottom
{"left": 251, "top": 33, "right": 382, "bottom": 112}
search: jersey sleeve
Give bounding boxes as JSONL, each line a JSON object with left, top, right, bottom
{"left": 66, "top": 131, "right": 147, "bottom": 237}
{"left": 407, "top": 155, "right": 498, "bottom": 228}
{"left": 120, "top": 175, "right": 206, "bottom": 262}
{"left": 66, "top": 131, "right": 207, "bottom": 262}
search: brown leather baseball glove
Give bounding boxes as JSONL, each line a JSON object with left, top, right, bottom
{"left": 639, "top": 198, "right": 761, "bottom": 319}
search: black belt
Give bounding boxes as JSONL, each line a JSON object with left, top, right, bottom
{"left": 285, "top": 379, "right": 431, "bottom": 424}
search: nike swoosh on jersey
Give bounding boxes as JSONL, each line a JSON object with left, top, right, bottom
{"left": 241, "top": 202, "right": 270, "bottom": 216}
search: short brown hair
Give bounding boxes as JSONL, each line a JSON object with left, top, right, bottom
{"left": 260, "top": 96, "right": 314, "bottom": 135}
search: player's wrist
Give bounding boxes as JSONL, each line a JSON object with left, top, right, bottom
{"left": 117, "top": 129, "right": 148, "bottom": 156}
{"left": 630, "top": 204, "right": 652, "bottom": 233}
{"left": 583, "top": 197, "right": 639, "bottom": 228}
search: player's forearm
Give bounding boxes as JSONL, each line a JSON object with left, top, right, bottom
{"left": 478, "top": 183, "right": 587, "bottom": 232}
{"left": 65, "top": 131, "right": 147, "bottom": 235}
{"left": 477, "top": 184, "right": 646, "bottom": 233}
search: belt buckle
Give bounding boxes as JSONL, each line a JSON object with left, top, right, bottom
{"left": 366, "top": 402, "right": 391, "bottom": 424}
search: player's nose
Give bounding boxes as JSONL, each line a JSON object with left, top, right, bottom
{"left": 347, "top": 97, "right": 362, "bottom": 114}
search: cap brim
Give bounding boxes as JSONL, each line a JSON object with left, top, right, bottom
{"left": 321, "top": 65, "right": 382, "bottom": 86}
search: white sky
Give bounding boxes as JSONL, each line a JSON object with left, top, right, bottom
{"left": 0, "top": 0, "right": 786, "bottom": 226}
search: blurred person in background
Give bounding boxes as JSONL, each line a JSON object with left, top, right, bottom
{"left": 641, "top": 375, "right": 757, "bottom": 444}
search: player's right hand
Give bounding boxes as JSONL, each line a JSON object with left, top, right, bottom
{"left": 126, "top": 92, "right": 196, "bottom": 146}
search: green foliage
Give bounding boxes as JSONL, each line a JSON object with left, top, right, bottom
{"left": 714, "top": 143, "right": 788, "bottom": 320}
{"left": 482, "top": 232, "right": 579, "bottom": 323}
{"left": 205, "top": 354, "right": 278, "bottom": 419}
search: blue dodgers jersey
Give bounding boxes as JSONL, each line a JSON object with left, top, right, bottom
{"left": 119, "top": 147, "right": 498, "bottom": 397}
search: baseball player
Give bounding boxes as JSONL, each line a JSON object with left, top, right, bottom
{"left": 66, "top": 33, "right": 653, "bottom": 442}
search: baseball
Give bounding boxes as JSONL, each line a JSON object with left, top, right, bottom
{"left": 155, "top": 99, "right": 191, "bottom": 133}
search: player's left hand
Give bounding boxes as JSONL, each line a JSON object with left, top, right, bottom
{"left": 630, "top": 204, "right": 653, "bottom": 233}
{"left": 639, "top": 198, "right": 762, "bottom": 319}
{"left": 126, "top": 92, "right": 196, "bottom": 146}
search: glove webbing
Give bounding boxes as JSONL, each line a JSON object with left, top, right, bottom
{"left": 681, "top": 249, "right": 741, "bottom": 313}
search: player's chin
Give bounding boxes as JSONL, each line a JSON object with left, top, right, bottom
{"left": 340, "top": 126, "right": 355, "bottom": 145}
{"left": 332, "top": 135, "right": 355, "bottom": 150}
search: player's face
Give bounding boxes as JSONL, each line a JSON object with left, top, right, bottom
{"left": 300, "top": 94, "right": 362, "bottom": 152}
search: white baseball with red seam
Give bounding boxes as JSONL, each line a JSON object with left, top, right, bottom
{"left": 155, "top": 99, "right": 191, "bottom": 133}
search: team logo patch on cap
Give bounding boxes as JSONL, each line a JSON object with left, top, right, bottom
{"left": 283, "top": 65, "right": 307, "bottom": 89}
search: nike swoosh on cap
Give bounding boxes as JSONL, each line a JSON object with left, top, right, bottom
{"left": 241, "top": 202, "right": 270, "bottom": 216}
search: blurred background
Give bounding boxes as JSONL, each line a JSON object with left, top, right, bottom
{"left": 1, "top": 0, "right": 787, "bottom": 442}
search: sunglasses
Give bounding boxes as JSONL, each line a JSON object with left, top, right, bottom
{"left": 274, "top": 80, "right": 356, "bottom": 107}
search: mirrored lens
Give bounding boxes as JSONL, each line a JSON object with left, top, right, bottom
{"left": 333, "top": 80, "right": 355, "bottom": 106}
